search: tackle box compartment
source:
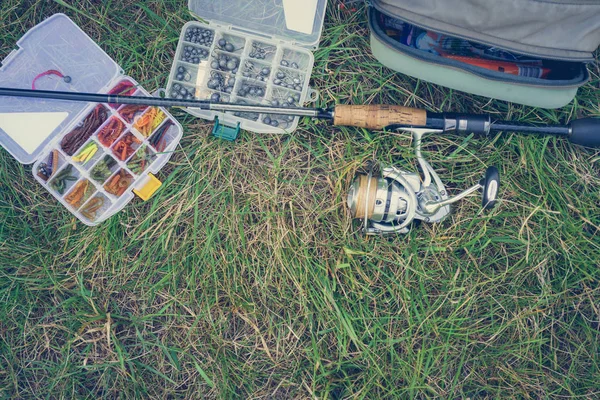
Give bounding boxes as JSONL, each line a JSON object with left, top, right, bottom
{"left": 0, "top": 14, "right": 183, "bottom": 226}
{"left": 165, "top": 0, "right": 327, "bottom": 134}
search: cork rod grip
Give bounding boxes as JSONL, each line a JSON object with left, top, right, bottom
{"left": 333, "top": 105, "right": 427, "bottom": 130}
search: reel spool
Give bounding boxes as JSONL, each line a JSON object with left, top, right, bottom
{"left": 347, "top": 128, "right": 500, "bottom": 235}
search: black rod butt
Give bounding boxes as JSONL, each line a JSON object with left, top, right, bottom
{"left": 569, "top": 118, "right": 600, "bottom": 148}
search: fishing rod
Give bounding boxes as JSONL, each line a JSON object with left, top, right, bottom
{"left": 1, "top": 87, "right": 599, "bottom": 147}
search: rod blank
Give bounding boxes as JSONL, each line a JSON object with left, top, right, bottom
{"left": 0, "top": 87, "right": 329, "bottom": 118}
{"left": 1, "top": 86, "right": 599, "bottom": 147}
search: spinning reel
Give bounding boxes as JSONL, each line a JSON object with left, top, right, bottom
{"left": 347, "top": 128, "right": 500, "bottom": 235}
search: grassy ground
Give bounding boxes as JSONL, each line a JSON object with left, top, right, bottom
{"left": 1, "top": 0, "right": 600, "bottom": 398}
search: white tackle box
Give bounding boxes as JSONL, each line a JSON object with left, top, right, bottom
{"left": 166, "top": 0, "right": 327, "bottom": 134}
{"left": 0, "top": 14, "right": 184, "bottom": 226}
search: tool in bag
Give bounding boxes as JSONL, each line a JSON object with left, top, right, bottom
{"left": 367, "top": 0, "right": 600, "bottom": 108}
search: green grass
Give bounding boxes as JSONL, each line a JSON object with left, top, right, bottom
{"left": 1, "top": 0, "right": 600, "bottom": 398}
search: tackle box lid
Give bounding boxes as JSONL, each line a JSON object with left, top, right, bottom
{"left": 0, "top": 14, "right": 121, "bottom": 164}
{"left": 188, "top": 0, "right": 327, "bottom": 49}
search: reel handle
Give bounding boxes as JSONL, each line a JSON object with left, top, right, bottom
{"left": 480, "top": 166, "right": 500, "bottom": 210}
{"left": 569, "top": 118, "right": 600, "bottom": 147}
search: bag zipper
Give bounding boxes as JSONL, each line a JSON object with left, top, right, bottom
{"left": 369, "top": 1, "right": 594, "bottom": 62}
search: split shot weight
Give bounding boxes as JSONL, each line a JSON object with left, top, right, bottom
{"left": 217, "top": 38, "right": 236, "bottom": 53}
{"left": 206, "top": 71, "right": 235, "bottom": 94}
{"left": 175, "top": 66, "right": 192, "bottom": 83}
{"left": 280, "top": 59, "right": 300, "bottom": 69}
{"left": 181, "top": 45, "right": 209, "bottom": 64}
{"left": 237, "top": 82, "right": 265, "bottom": 99}
{"left": 170, "top": 83, "right": 195, "bottom": 100}
{"left": 184, "top": 26, "right": 214, "bottom": 47}
{"left": 210, "top": 52, "right": 240, "bottom": 73}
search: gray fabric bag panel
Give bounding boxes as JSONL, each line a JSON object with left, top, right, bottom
{"left": 373, "top": 0, "right": 600, "bottom": 61}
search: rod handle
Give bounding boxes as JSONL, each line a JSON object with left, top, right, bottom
{"left": 333, "top": 105, "right": 427, "bottom": 130}
{"left": 569, "top": 118, "right": 600, "bottom": 147}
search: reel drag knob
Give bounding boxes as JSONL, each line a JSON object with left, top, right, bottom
{"left": 480, "top": 166, "right": 500, "bottom": 210}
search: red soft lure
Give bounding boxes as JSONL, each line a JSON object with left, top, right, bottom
{"left": 32, "top": 70, "right": 68, "bottom": 90}
{"left": 107, "top": 81, "right": 137, "bottom": 108}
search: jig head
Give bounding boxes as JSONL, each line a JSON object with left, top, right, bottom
{"left": 347, "top": 128, "right": 500, "bottom": 235}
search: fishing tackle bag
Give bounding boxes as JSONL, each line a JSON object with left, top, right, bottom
{"left": 368, "top": 0, "right": 600, "bottom": 108}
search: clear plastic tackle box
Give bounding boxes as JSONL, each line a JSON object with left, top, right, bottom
{"left": 0, "top": 14, "right": 184, "bottom": 226}
{"left": 165, "top": 0, "right": 327, "bottom": 134}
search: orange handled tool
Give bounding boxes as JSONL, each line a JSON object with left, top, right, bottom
{"left": 443, "top": 55, "right": 551, "bottom": 78}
